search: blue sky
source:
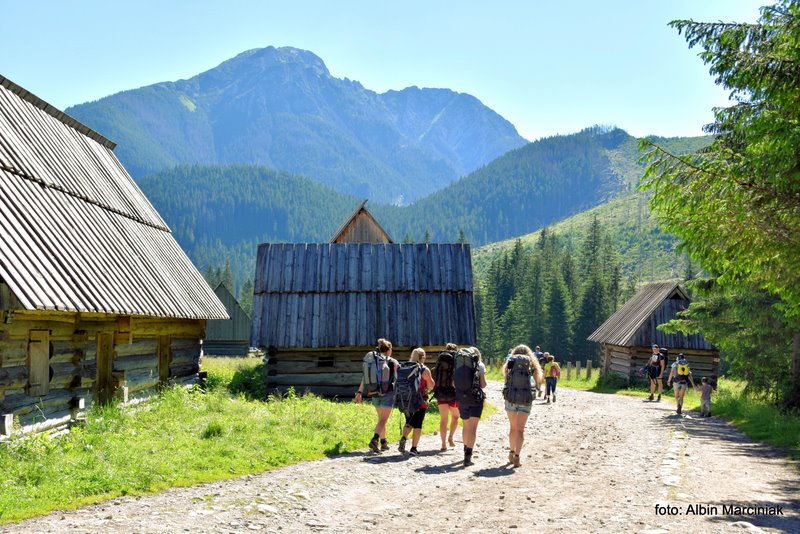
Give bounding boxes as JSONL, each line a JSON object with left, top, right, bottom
{"left": 2, "top": 1, "right": 764, "bottom": 141}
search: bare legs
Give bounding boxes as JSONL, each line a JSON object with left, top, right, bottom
{"left": 439, "top": 403, "right": 460, "bottom": 448}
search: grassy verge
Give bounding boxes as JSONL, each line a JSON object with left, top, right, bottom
{"left": 0, "top": 357, "right": 493, "bottom": 523}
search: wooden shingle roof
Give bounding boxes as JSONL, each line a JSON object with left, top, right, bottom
{"left": 0, "top": 75, "right": 227, "bottom": 319}
{"left": 251, "top": 243, "right": 476, "bottom": 348}
{"left": 588, "top": 281, "right": 714, "bottom": 350}
{"left": 329, "top": 200, "right": 393, "bottom": 244}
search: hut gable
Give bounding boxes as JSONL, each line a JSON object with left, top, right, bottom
{"left": 329, "top": 200, "right": 393, "bottom": 244}
{"left": 251, "top": 243, "right": 476, "bottom": 349}
{"left": 204, "top": 284, "right": 251, "bottom": 356}
{"left": 0, "top": 75, "right": 226, "bottom": 320}
{"left": 588, "top": 281, "right": 713, "bottom": 350}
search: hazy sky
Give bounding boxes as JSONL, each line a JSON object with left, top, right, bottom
{"left": 1, "top": 1, "right": 764, "bottom": 141}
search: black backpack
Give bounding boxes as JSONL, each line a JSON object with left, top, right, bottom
{"left": 433, "top": 350, "right": 456, "bottom": 402}
{"left": 454, "top": 347, "right": 485, "bottom": 406}
{"left": 503, "top": 354, "right": 533, "bottom": 405}
{"left": 394, "top": 362, "right": 424, "bottom": 416}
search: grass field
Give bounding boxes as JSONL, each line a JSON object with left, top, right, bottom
{"left": 0, "top": 356, "right": 493, "bottom": 523}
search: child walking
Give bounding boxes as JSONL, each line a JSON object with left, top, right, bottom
{"left": 700, "top": 377, "right": 713, "bottom": 417}
{"left": 543, "top": 353, "right": 560, "bottom": 403}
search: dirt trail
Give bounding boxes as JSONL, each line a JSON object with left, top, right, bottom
{"left": 7, "top": 383, "right": 799, "bottom": 533}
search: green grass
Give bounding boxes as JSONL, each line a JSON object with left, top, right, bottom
{"left": 0, "top": 357, "right": 494, "bottom": 523}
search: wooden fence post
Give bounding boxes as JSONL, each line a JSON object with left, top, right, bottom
{"left": 587, "top": 360, "right": 593, "bottom": 380}
{"left": 566, "top": 362, "right": 572, "bottom": 380}
{"left": 576, "top": 360, "right": 582, "bottom": 380}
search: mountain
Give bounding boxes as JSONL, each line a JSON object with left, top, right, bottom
{"left": 138, "top": 128, "right": 711, "bottom": 292}
{"left": 67, "top": 46, "right": 527, "bottom": 203}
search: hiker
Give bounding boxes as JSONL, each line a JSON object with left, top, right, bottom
{"left": 700, "top": 377, "right": 713, "bottom": 417}
{"left": 454, "top": 346, "right": 487, "bottom": 467}
{"left": 433, "top": 342, "right": 461, "bottom": 450}
{"left": 502, "top": 344, "right": 542, "bottom": 467}
{"left": 355, "top": 338, "right": 399, "bottom": 453}
{"left": 647, "top": 344, "right": 666, "bottom": 401}
{"left": 398, "top": 348, "right": 435, "bottom": 456}
{"left": 543, "top": 353, "right": 561, "bottom": 403}
{"left": 533, "top": 345, "right": 545, "bottom": 397}
{"left": 667, "top": 352, "right": 696, "bottom": 416}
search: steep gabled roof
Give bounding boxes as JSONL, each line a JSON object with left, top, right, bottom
{"left": 205, "top": 283, "right": 251, "bottom": 341}
{"left": 0, "top": 75, "right": 227, "bottom": 319}
{"left": 329, "top": 200, "right": 393, "bottom": 244}
{"left": 251, "top": 243, "right": 476, "bottom": 348}
{"left": 588, "top": 281, "right": 689, "bottom": 346}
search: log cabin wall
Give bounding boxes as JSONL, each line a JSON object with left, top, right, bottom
{"left": 266, "top": 346, "right": 446, "bottom": 398}
{"left": 0, "top": 309, "right": 204, "bottom": 434}
{"left": 603, "top": 343, "right": 720, "bottom": 383}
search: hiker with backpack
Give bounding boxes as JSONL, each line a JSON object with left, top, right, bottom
{"left": 397, "top": 348, "right": 435, "bottom": 456}
{"left": 433, "top": 342, "right": 461, "bottom": 450}
{"left": 355, "top": 338, "right": 399, "bottom": 453}
{"left": 647, "top": 344, "right": 667, "bottom": 401}
{"left": 454, "top": 346, "right": 487, "bottom": 467}
{"left": 533, "top": 346, "right": 546, "bottom": 397}
{"left": 543, "top": 353, "right": 560, "bottom": 403}
{"left": 667, "top": 352, "right": 697, "bottom": 416}
{"left": 502, "top": 344, "right": 543, "bottom": 467}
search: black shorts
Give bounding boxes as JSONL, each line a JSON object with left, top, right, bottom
{"left": 405, "top": 408, "right": 426, "bottom": 429}
{"left": 648, "top": 366, "right": 661, "bottom": 379}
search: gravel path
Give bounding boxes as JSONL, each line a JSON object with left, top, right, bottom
{"left": 7, "top": 383, "right": 799, "bottom": 533}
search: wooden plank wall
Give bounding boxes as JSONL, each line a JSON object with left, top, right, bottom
{"left": 0, "top": 309, "right": 203, "bottom": 431}
{"left": 266, "top": 346, "right": 446, "bottom": 398}
{"left": 205, "top": 284, "right": 250, "bottom": 346}
{"left": 632, "top": 298, "right": 715, "bottom": 350}
{"left": 604, "top": 344, "right": 720, "bottom": 382}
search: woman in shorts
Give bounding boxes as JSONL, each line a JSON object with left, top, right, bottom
{"left": 502, "top": 344, "right": 541, "bottom": 467}
{"left": 355, "top": 338, "right": 398, "bottom": 453}
{"left": 398, "top": 348, "right": 435, "bottom": 455}
{"left": 434, "top": 342, "right": 461, "bottom": 450}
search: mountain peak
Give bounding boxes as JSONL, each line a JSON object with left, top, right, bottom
{"left": 219, "top": 46, "right": 330, "bottom": 77}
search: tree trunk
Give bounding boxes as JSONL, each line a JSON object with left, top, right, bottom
{"left": 789, "top": 332, "right": 800, "bottom": 410}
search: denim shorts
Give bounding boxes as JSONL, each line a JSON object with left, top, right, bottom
{"left": 371, "top": 392, "right": 396, "bottom": 408}
{"left": 504, "top": 401, "right": 532, "bottom": 414}
{"left": 459, "top": 402, "right": 484, "bottom": 420}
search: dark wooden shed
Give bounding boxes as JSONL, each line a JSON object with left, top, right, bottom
{"left": 588, "top": 281, "right": 719, "bottom": 381}
{"left": 203, "top": 284, "right": 251, "bottom": 356}
{"left": 250, "top": 242, "right": 477, "bottom": 397}
{"left": 0, "top": 75, "right": 227, "bottom": 436}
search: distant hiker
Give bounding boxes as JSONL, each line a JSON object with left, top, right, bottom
{"left": 454, "top": 346, "right": 487, "bottom": 467}
{"left": 700, "top": 377, "right": 713, "bottom": 418}
{"left": 355, "top": 338, "right": 399, "bottom": 453}
{"left": 502, "top": 344, "right": 541, "bottom": 467}
{"left": 397, "top": 348, "right": 435, "bottom": 456}
{"left": 543, "top": 353, "right": 561, "bottom": 404}
{"left": 533, "top": 346, "right": 545, "bottom": 397}
{"left": 433, "top": 342, "right": 461, "bottom": 450}
{"left": 667, "top": 353, "right": 696, "bottom": 416}
{"left": 647, "top": 344, "right": 667, "bottom": 401}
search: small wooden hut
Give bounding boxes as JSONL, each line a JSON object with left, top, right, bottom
{"left": 588, "top": 281, "right": 719, "bottom": 381}
{"left": 0, "top": 75, "right": 227, "bottom": 435}
{"left": 203, "top": 284, "right": 251, "bottom": 356}
{"left": 251, "top": 206, "right": 476, "bottom": 396}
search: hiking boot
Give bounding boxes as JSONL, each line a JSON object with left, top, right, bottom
{"left": 398, "top": 437, "right": 407, "bottom": 453}
{"left": 552, "top": 393, "right": 556, "bottom": 403}
{"left": 512, "top": 454, "right": 521, "bottom": 468}
{"left": 463, "top": 456, "right": 474, "bottom": 467}
{"left": 368, "top": 439, "right": 381, "bottom": 454}
{"left": 545, "top": 396, "right": 550, "bottom": 404}
{"left": 677, "top": 406, "right": 682, "bottom": 416}
{"left": 380, "top": 441, "right": 390, "bottom": 452}
{"left": 649, "top": 393, "right": 654, "bottom": 401}
{"left": 508, "top": 450, "right": 515, "bottom": 464}
{"left": 409, "top": 448, "right": 419, "bottom": 456}
{"left": 657, "top": 394, "right": 661, "bottom": 402}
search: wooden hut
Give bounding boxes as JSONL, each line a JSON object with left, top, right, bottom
{"left": 0, "top": 75, "right": 227, "bottom": 436}
{"left": 203, "top": 284, "right": 251, "bottom": 356}
{"left": 251, "top": 217, "right": 476, "bottom": 396}
{"left": 588, "top": 281, "right": 719, "bottom": 381}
